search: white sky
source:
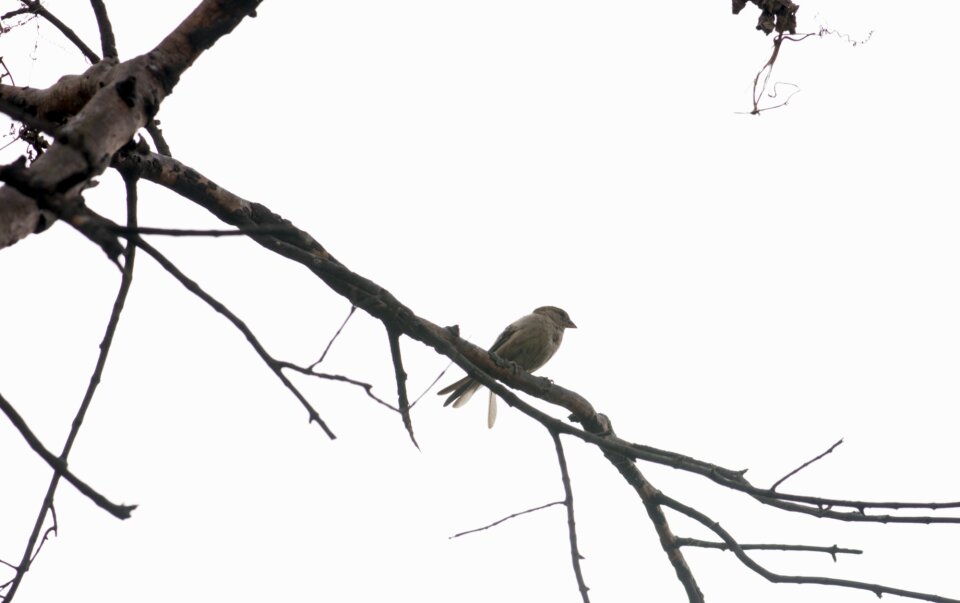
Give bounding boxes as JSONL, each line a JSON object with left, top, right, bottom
{"left": 2, "top": 1, "right": 959, "bottom": 602}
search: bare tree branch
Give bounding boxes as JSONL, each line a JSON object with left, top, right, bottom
{"left": 386, "top": 327, "right": 418, "bottom": 449}
{"left": 661, "top": 493, "right": 960, "bottom": 603}
{"left": 602, "top": 452, "right": 705, "bottom": 602}
{"left": 771, "top": 438, "right": 845, "bottom": 491}
{"left": 0, "top": 59, "right": 116, "bottom": 126}
{"left": 113, "top": 150, "right": 960, "bottom": 525}
{"left": 277, "top": 361, "right": 398, "bottom": 413}
{"left": 550, "top": 430, "right": 590, "bottom": 603}
{"left": 0, "top": 6, "right": 32, "bottom": 20}
{"left": 113, "top": 225, "right": 299, "bottom": 238}
{"left": 19, "top": 0, "right": 100, "bottom": 63}
{"left": 308, "top": 305, "right": 356, "bottom": 370}
{"left": 130, "top": 237, "right": 336, "bottom": 439}
{"left": 408, "top": 359, "right": 453, "bottom": 410}
{"left": 1, "top": 170, "right": 140, "bottom": 602}
{"left": 0, "top": 0, "right": 263, "bottom": 252}
{"left": 0, "top": 392, "right": 136, "bottom": 521}
{"left": 144, "top": 119, "right": 172, "bottom": 156}
{"left": 14, "top": 3, "right": 956, "bottom": 603}
{"left": 676, "top": 538, "right": 862, "bottom": 559}
{"left": 88, "top": 0, "right": 117, "bottom": 60}
{"left": 450, "top": 501, "right": 565, "bottom": 539}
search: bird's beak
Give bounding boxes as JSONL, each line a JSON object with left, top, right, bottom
{"left": 566, "top": 319, "right": 577, "bottom": 329}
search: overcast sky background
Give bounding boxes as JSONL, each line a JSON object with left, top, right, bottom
{"left": 2, "top": 1, "right": 959, "bottom": 602}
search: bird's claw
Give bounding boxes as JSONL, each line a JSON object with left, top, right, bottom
{"left": 490, "top": 352, "right": 520, "bottom": 372}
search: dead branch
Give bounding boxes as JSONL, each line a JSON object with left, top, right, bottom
{"left": 387, "top": 326, "right": 419, "bottom": 448}
{"left": 309, "top": 305, "right": 357, "bottom": 370}
{"left": 0, "top": 392, "right": 136, "bottom": 520}
{"left": 0, "top": 170, "right": 139, "bottom": 602}
{"left": 771, "top": 438, "right": 845, "bottom": 491}
{"left": 661, "top": 493, "right": 960, "bottom": 603}
{"left": 88, "top": 0, "right": 118, "bottom": 60}
{"left": 18, "top": 0, "right": 100, "bottom": 63}
{"left": 130, "top": 237, "right": 336, "bottom": 439}
{"left": 7, "top": 2, "right": 960, "bottom": 602}
{"left": 277, "top": 361, "right": 398, "bottom": 413}
{"left": 550, "top": 430, "right": 590, "bottom": 603}
{"left": 676, "top": 538, "right": 862, "bottom": 559}
{"left": 450, "top": 501, "right": 565, "bottom": 539}
{"left": 0, "top": 0, "right": 263, "bottom": 252}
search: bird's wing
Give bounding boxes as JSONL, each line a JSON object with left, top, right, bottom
{"left": 488, "top": 320, "right": 522, "bottom": 354}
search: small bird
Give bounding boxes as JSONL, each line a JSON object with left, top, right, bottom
{"left": 438, "top": 306, "right": 576, "bottom": 428}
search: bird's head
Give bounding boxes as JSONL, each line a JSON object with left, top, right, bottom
{"left": 534, "top": 306, "right": 577, "bottom": 329}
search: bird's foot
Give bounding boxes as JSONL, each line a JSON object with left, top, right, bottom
{"left": 490, "top": 352, "right": 521, "bottom": 373}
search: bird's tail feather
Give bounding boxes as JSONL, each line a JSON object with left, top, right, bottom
{"left": 487, "top": 391, "right": 497, "bottom": 428}
{"left": 438, "top": 375, "right": 471, "bottom": 397}
{"left": 449, "top": 382, "right": 480, "bottom": 408}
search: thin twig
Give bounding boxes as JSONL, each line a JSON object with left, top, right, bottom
{"left": 88, "top": 0, "right": 117, "bottom": 59}
{"left": 409, "top": 359, "right": 454, "bottom": 410}
{"left": 29, "top": 504, "right": 58, "bottom": 563}
{"left": 1, "top": 6, "right": 33, "bottom": 19}
{"left": 113, "top": 225, "right": 299, "bottom": 238}
{"left": 386, "top": 327, "right": 418, "bottom": 449}
{"left": 771, "top": 438, "right": 844, "bottom": 491}
{"left": 450, "top": 501, "right": 565, "bottom": 539}
{"left": 278, "top": 361, "right": 398, "bottom": 413}
{"left": 132, "top": 238, "right": 336, "bottom": 439}
{"left": 550, "top": 430, "right": 590, "bottom": 603}
{"left": 308, "top": 305, "right": 356, "bottom": 370}
{"left": 676, "top": 538, "right": 862, "bottom": 560}
{"left": 0, "top": 57, "right": 15, "bottom": 85}
{"left": 20, "top": 0, "right": 100, "bottom": 63}
{"left": 661, "top": 493, "right": 960, "bottom": 603}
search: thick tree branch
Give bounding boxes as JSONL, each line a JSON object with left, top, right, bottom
{"left": 102, "top": 151, "right": 960, "bottom": 601}
{"left": 0, "top": 59, "right": 115, "bottom": 128}
{"left": 603, "top": 452, "right": 704, "bottom": 603}
{"left": 0, "top": 0, "right": 262, "bottom": 252}
{"left": 115, "top": 150, "right": 960, "bottom": 524}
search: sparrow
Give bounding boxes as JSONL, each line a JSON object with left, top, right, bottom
{"left": 437, "top": 306, "right": 576, "bottom": 428}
